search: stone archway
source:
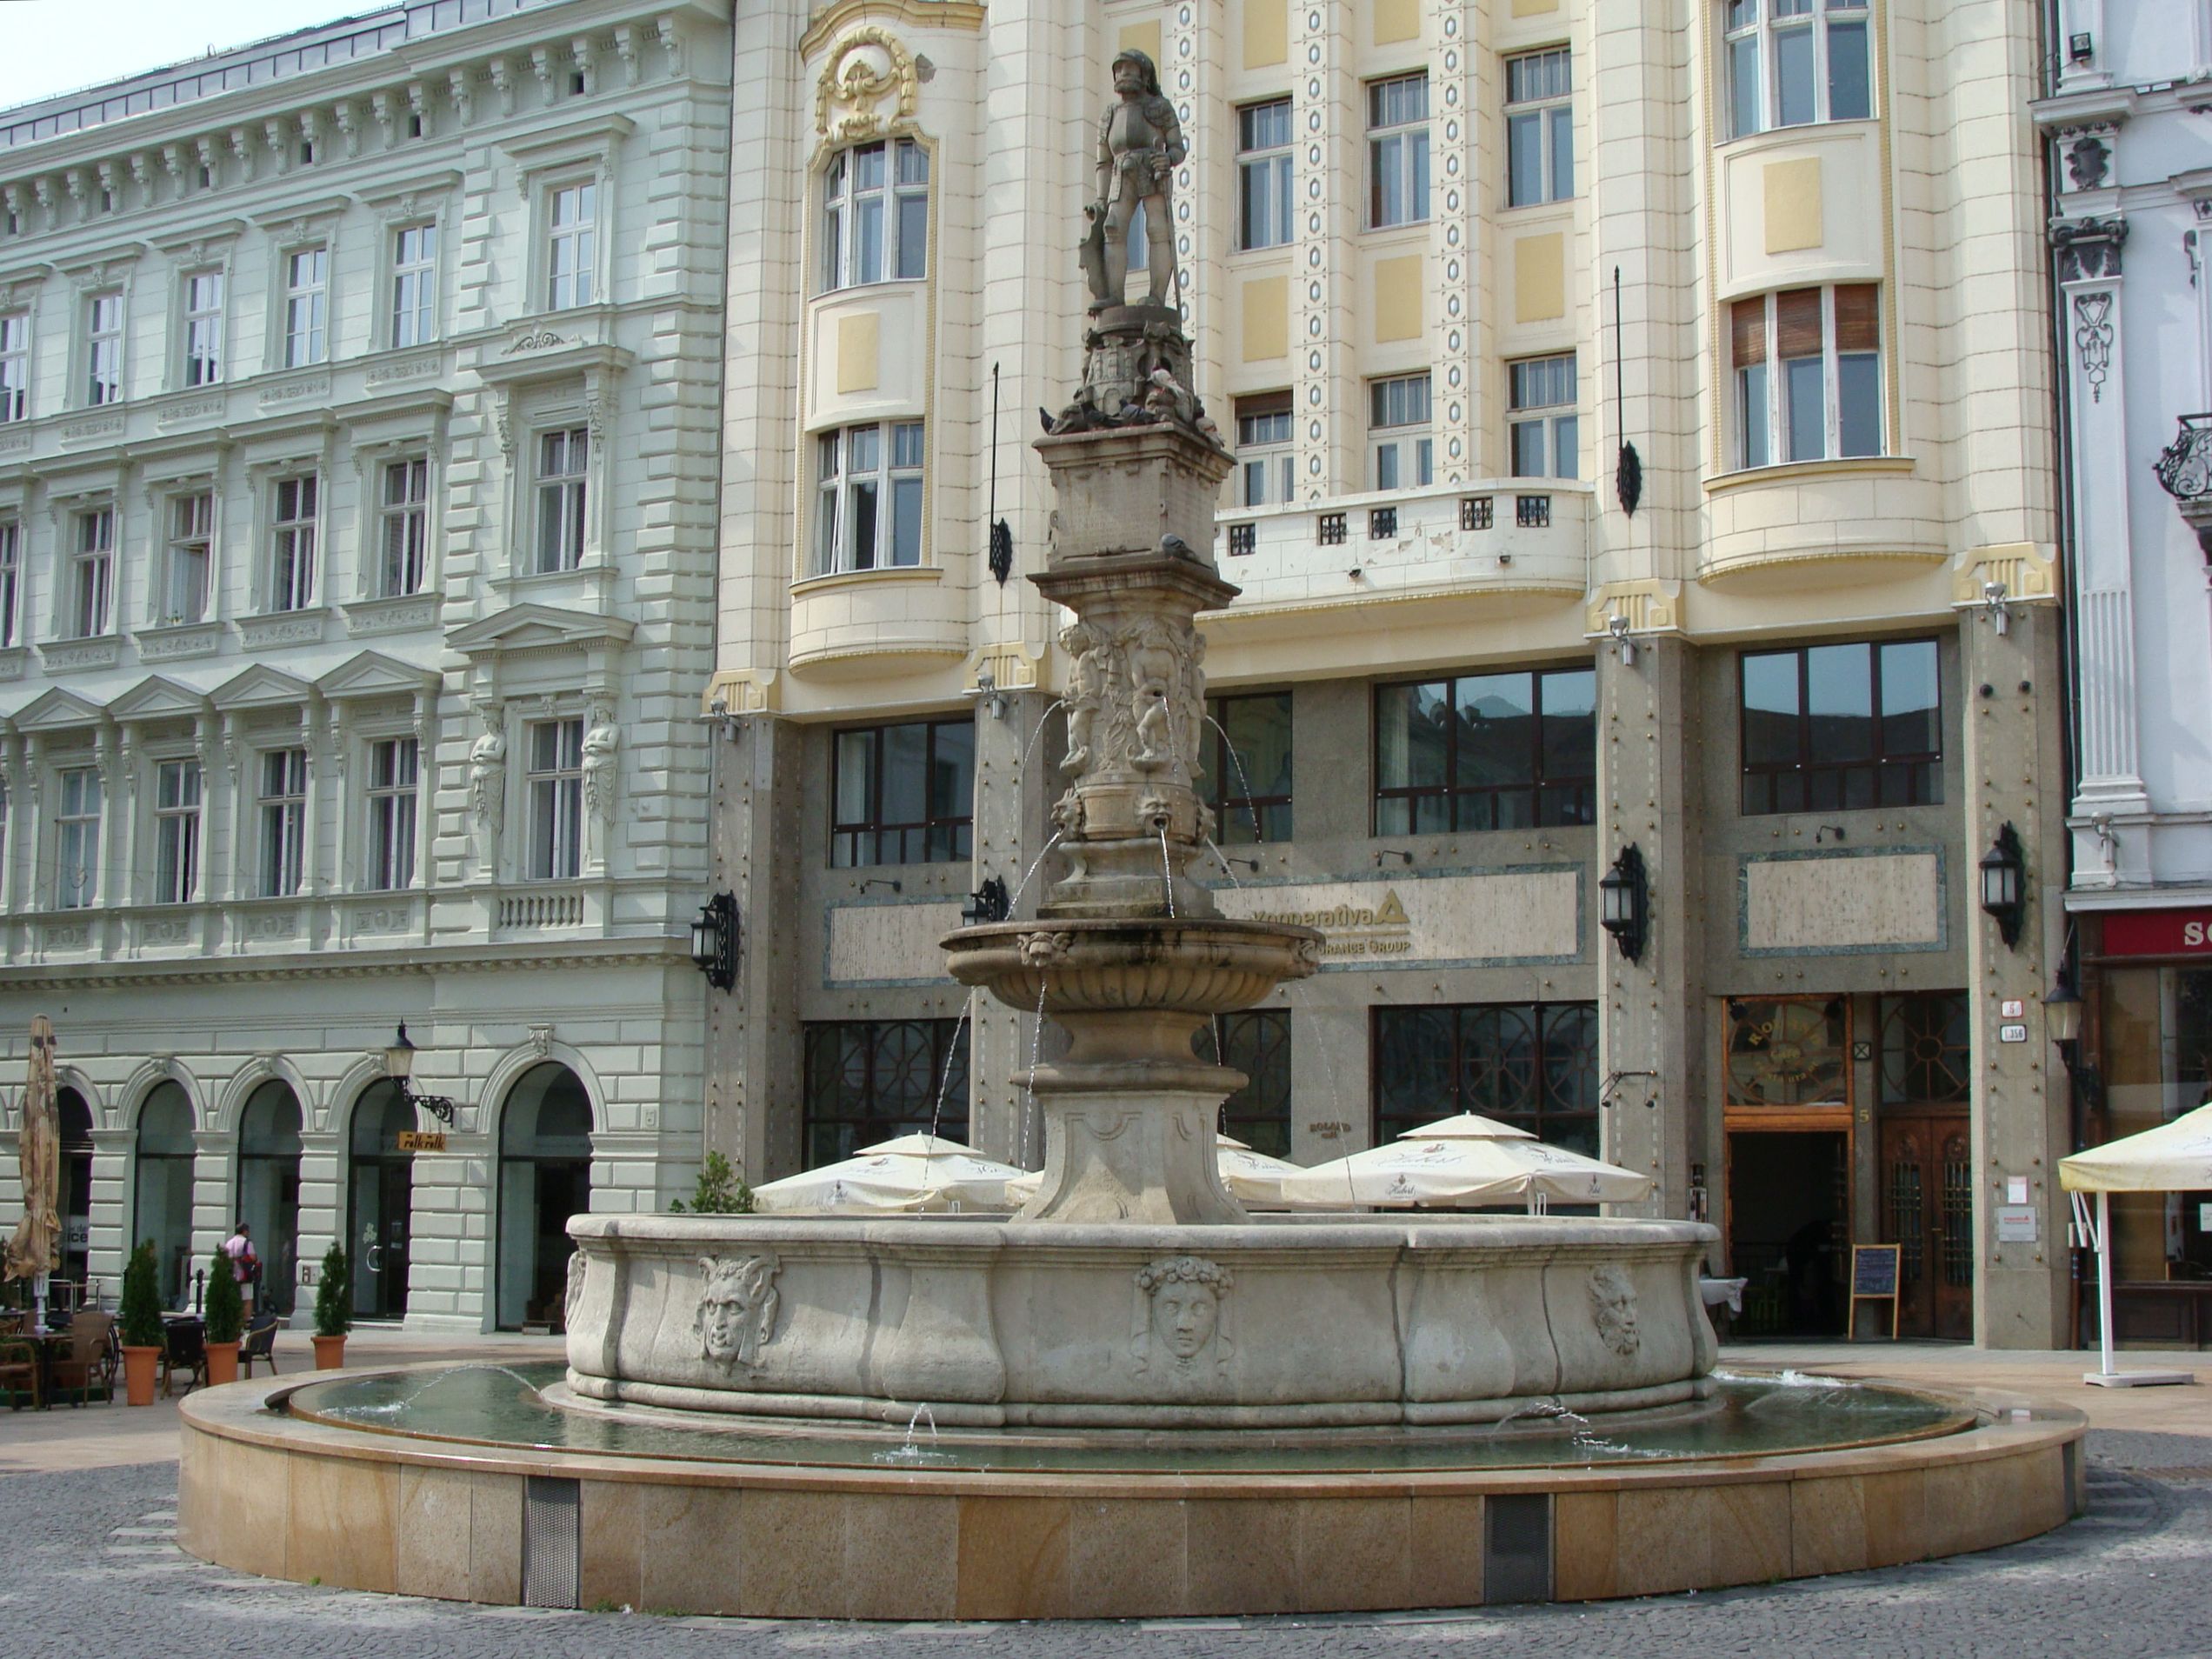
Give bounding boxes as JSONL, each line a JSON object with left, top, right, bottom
{"left": 494, "top": 1062, "right": 593, "bottom": 1331}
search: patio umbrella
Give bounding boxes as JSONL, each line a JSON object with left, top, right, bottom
{"left": 3, "top": 1017, "right": 59, "bottom": 1296}
{"left": 2059, "top": 1100, "right": 2211, "bottom": 1389}
{"left": 1003, "top": 1134, "right": 1307, "bottom": 1208}
{"left": 1273, "top": 1110, "right": 1652, "bottom": 1210}
{"left": 750, "top": 1134, "right": 1028, "bottom": 1214}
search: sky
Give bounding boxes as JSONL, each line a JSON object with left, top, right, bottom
{"left": 0, "top": 0, "right": 367, "bottom": 112}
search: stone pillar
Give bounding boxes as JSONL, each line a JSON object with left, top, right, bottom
{"left": 190, "top": 1127, "right": 232, "bottom": 1313}
{"left": 293, "top": 1129, "right": 341, "bottom": 1329}
{"left": 968, "top": 687, "right": 1059, "bottom": 1168}
{"left": 86, "top": 1125, "right": 132, "bottom": 1301}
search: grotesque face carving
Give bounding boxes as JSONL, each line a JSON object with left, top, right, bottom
{"left": 1132, "top": 1255, "right": 1232, "bottom": 1378}
{"left": 1588, "top": 1264, "right": 1640, "bottom": 1358}
{"left": 695, "top": 1253, "right": 782, "bottom": 1370}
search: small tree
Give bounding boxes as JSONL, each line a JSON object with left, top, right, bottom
{"left": 669, "top": 1150, "right": 755, "bottom": 1215}
{"left": 313, "top": 1241, "right": 351, "bottom": 1338}
{"left": 203, "top": 1250, "right": 244, "bottom": 1345}
{"left": 118, "top": 1240, "right": 165, "bottom": 1349}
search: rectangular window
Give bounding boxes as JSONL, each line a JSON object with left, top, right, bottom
{"left": 1195, "top": 1009, "right": 1293, "bottom": 1159}
{"left": 163, "top": 492, "right": 213, "bottom": 624}
{"left": 85, "top": 291, "right": 123, "bottom": 405}
{"left": 0, "top": 310, "right": 27, "bottom": 422}
{"left": 1368, "top": 73, "right": 1431, "bottom": 229}
{"left": 1374, "top": 1002, "right": 1600, "bottom": 1156}
{"left": 379, "top": 456, "right": 430, "bottom": 596}
{"left": 69, "top": 507, "right": 114, "bottom": 638}
{"left": 830, "top": 716, "right": 975, "bottom": 868}
{"left": 1204, "top": 691, "right": 1293, "bottom": 846}
{"left": 55, "top": 766, "right": 100, "bottom": 909}
{"left": 1375, "top": 665, "right": 1597, "bottom": 834}
{"left": 257, "top": 749, "right": 307, "bottom": 897}
{"left": 802, "top": 1018, "right": 969, "bottom": 1168}
{"left": 365, "top": 736, "right": 419, "bottom": 891}
{"left": 153, "top": 758, "right": 201, "bottom": 905}
{"left": 0, "top": 519, "right": 17, "bottom": 649}
{"left": 535, "top": 428, "right": 589, "bottom": 574}
{"left": 546, "top": 182, "right": 597, "bottom": 310}
{"left": 1731, "top": 283, "right": 1881, "bottom": 468}
{"left": 282, "top": 246, "right": 328, "bottom": 368}
{"left": 269, "top": 476, "right": 317, "bottom": 612}
{"left": 820, "top": 138, "right": 929, "bottom": 292}
{"left": 815, "top": 420, "right": 925, "bottom": 574}
{"left": 528, "top": 717, "right": 585, "bottom": 880}
{"left": 1724, "top": 0, "right": 1872, "bottom": 140}
{"left": 1504, "top": 49, "right": 1574, "bottom": 207}
{"left": 181, "top": 271, "right": 223, "bottom": 387}
{"left": 390, "top": 223, "right": 437, "bottom": 347}
{"left": 1739, "top": 637, "right": 1941, "bottom": 814}
{"left": 1508, "top": 354, "right": 1579, "bottom": 480}
{"left": 1237, "top": 99, "right": 1295, "bottom": 250}
{"left": 1234, "top": 390, "right": 1296, "bottom": 507}
{"left": 1369, "top": 373, "right": 1433, "bottom": 491}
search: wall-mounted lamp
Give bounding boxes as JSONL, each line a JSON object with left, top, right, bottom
{"left": 1606, "top": 613, "right": 1636, "bottom": 668}
{"left": 383, "top": 1023, "right": 456, "bottom": 1124}
{"left": 963, "top": 876, "right": 1009, "bottom": 925}
{"left": 1814, "top": 824, "right": 1848, "bottom": 844}
{"left": 859, "top": 877, "right": 903, "bottom": 895}
{"left": 1599, "top": 843, "right": 1649, "bottom": 963}
{"left": 1982, "top": 578, "right": 2012, "bottom": 637}
{"left": 690, "top": 891, "right": 738, "bottom": 990}
{"left": 2069, "top": 31, "right": 2094, "bottom": 63}
{"left": 971, "top": 668, "right": 1007, "bottom": 721}
{"left": 1376, "top": 848, "right": 1414, "bottom": 867}
{"left": 1978, "top": 822, "right": 2026, "bottom": 948}
{"left": 2043, "top": 973, "right": 2104, "bottom": 1111}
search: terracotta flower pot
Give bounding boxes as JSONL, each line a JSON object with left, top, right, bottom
{"left": 204, "top": 1343, "right": 239, "bottom": 1388}
{"left": 121, "top": 1344, "right": 160, "bottom": 1408}
{"left": 310, "top": 1333, "right": 346, "bottom": 1370}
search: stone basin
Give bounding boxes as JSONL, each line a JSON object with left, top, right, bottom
{"left": 941, "top": 916, "right": 1320, "bottom": 1030}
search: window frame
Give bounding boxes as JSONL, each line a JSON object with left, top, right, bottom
{"left": 1722, "top": 0, "right": 1875, "bottom": 141}
{"left": 280, "top": 243, "right": 330, "bottom": 370}
{"left": 83, "top": 290, "right": 123, "bottom": 407}
{"left": 1368, "top": 372, "right": 1434, "bottom": 492}
{"left": 377, "top": 455, "right": 431, "bottom": 596}
{"left": 1736, "top": 636, "right": 1943, "bottom": 816}
{"left": 526, "top": 716, "right": 585, "bottom": 882}
{"left": 1372, "top": 1001, "right": 1601, "bottom": 1156}
{"left": 0, "top": 310, "right": 28, "bottom": 423}
{"left": 1503, "top": 48, "right": 1575, "bottom": 208}
{"left": 389, "top": 221, "right": 438, "bottom": 349}
{"left": 1196, "top": 1009, "right": 1294, "bottom": 1159}
{"left": 266, "top": 473, "right": 320, "bottom": 614}
{"left": 363, "top": 735, "right": 420, "bottom": 892}
{"left": 151, "top": 756, "right": 202, "bottom": 906}
{"left": 1731, "top": 283, "right": 1882, "bottom": 470}
{"left": 813, "top": 419, "right": 927, "bottom": 575}
{"left": 819, "top": 137, "right": 931, "bottom": 293}
{"left": 1236, "top": 99, "right": 1295, "bottom": 251}
{"left": 1234, "top": 390, "right": 1296, "bottom": 508}
{"left": 829, "top": 715, "right": 976, "bottom": 869}
{"left": 1508, "top": 352, "right": 1581, "bottom": 480}
{"left": 1367, "top": 72, "right": 1432, "bottom": 230}
{"left": 179, "top": 270, "right": 224, "bottom": 388}
{"left": 533, "top": 426, "right": 590, "bottom": 575}
{"left": 1203, "top": 690, "right": 1294, "bottom": 846}
{"left": 801, "top": 1017, "right": 969, "bottom": 1169}
{"left": 65, "top": 505, "right": 115, "bottom": 639}
{"left": 160, "top": 490, "right": 214, "bottom": 625}
{"left": 544, "top": 179, "right": 598, "bottom": 312}
{"left": 54, "top": 764, "right": 101, "bottom": 909}
{"left": 257, "top": 746, "right": 308, "bottom": 898}
{"left": 1373, "top": 663, "right": 1599, "bottom": 835}
{"left": 0, "top": 516, "right": 17, "bottom": 649}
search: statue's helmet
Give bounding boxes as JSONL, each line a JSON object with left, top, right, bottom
{"left": 1112, "top": 48, "right": 1162, "bottom": 97}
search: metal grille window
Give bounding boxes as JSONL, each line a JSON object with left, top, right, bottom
{"left": 1504, "top": 49, "right": 1573, "bottom": 206}
{"left": 181, "top": 271, "right": 223, "bottom": 386}
{"left": 1732, "top": 284, "right": 1881, "bottom": 466}
{"left": 1227, "top": 523, "right": 1256, "bottom": 556}
{"left": 390, "top": 223, "right": 436, "bottom": 347}
{"left": 1238, "top": 99, "right": 1295, "bottom": 250}
{"left": 528, "top": 718, "right": 585, "bottom": 880}
{"left": 1374, "top": 665, "right": 1596, "bottom": 834}
{"left": 1204, "top": 691, "right": 1293, "bottom": 846}
{"left": 153, "top": 759, "right": 201, "bottom": 905}
{"left": 365, "top": 736, "right": 418, "bottom": 891}
{"left": 1196, "top": 1009, "right": 1294, "bottom": 1158}
{"left": 163, "top": 492, "right": 212, "bottom": 624}
{"left": 546, "top": 183, "right": 596, "bottom": 310}
{"left": 1317, "top": 512, "right": 1347, "bottom": 546}
{"left": 830, "top": 716, "right": 974, "bottom": 868}
{"left": 258, "top": 748, "right": 307, "bottom": 897}
{"left": 815, "top": 421, "right": 925, "bottom": 574}
{"left": 1236, "top": 391, "right": 1296, "bottom": 507}
{"left": 1368, "top": 73, "right": 1431, "bottom": 228}
{"left": 1461, "top": 496, "right": 1494, "bottom": 530}
{"left": 282, "top": 246, "right": 328, "bottom": 367}
{"left": 802, "top": 1018, "right": 969, "bottom": 1168}
{"left": 268, "top": 476, "right": 317, "bottom": 612}
{"left": 1369, "top": 506, "right": 1398, "bottom": 538}
{"left": 1374, "top": 1002, "right": 1599, "bottom": 1156}
{"left": 1880, "top": 991, "right": 1970, "bottom": 1105}
{"left": 821, "top": 139, "right": 929, "bottom": 291}
{"left": 85, "top": 291, "right": 123, "bottom": 405}
{"left": 0, "top": 311, "right": 26, "bottom": 421}
{"left": 1724, "top": 0, "right": 1872, "bottom": 140}
{"left": 1509, "top": 354, "right": 1579, "bottom": 479}
{"left": 0, "top": 518, "right": 17, "bottom": 648}
{"left": 55, "top": 767, "right": 100, "bottom": 909}
{"left": 1739, "top": 637, "right": 1940, "bottom": 814}
{"left": 1515, "top": 495, "right": 1552, "bottom": 528}
{"left": 69, "top": 507, "right": 114, "bottom": 638}
{"left": 379, "top": 457, "right": 430, "bottom": 596}
{"left": 1369, "top": 373, "right": 1434, "bottom": 490}
{"left": 535, "top": 429, "right": 589, "bottom": 574}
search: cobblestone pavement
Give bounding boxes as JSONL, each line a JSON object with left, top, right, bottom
{"left": 2, "top": 1434, "right": 2207, "bottom": 1659}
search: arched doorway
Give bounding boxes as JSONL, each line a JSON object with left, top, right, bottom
{"left": 133, "top": 1083, "right": 197, "bottom": 1309}
{"left": 347, "top": 1082, "right": 414, "bottom": 1322}
{"left": 237, "top": 1080, "right": 303, "bottom": 1317}
{"left": 496, "top": 1063, "right": 592, "bottom": 1330}
{"left": 57, "top": 1089, "right": 92, "bottom": 1290}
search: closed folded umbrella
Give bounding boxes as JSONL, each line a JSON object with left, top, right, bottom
{"left": 1003, "top": 1133, "right": 1306, "bottom": 1208}
{"left": 3, "top": 1017, "right": 59, "bottom": 1293}
{"left": 1273, "top": 1110, "right": 1651, "bottom": 1210}
{"left": 750, "top": 1134, "right": 1027, "bottom": 1214}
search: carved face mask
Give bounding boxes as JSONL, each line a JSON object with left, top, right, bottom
{"left": 1153, "top": 1283, "right": 1218, "bottom": 1359}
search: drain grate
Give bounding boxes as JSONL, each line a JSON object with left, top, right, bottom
{"left": 521, "top": 1476, "right": 580, "bottom": 1609}
{"left": 1483, "top": 1492, "right": 1552, "bottom": 1604}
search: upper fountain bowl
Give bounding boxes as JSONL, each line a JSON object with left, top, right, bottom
{"left": 942, "top": 916, "right": 1320, "bottom": 1023}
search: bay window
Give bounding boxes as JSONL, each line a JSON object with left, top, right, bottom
{"left": 815, "top": 420, "right": 924, "bottom": 573}
{"left": 1723, "top": 0, "right": 1872, "bottom": 140}
{"left": 821, "top": 138, "right": 929, "bottom": 291}
{"left": 1732, "top": 284, "right": 1881, "bottom": 468}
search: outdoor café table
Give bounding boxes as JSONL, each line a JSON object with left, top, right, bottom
{"left": 10, "top": 1329, "right": 70, "bottom": 1409}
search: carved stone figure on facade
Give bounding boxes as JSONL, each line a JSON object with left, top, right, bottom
{"left": 468, "top": 707, "right": 507, "bottom": 860}
{"left": 1061, "top": 623, "right": 1103, "bottom": 773}
{"left": 1588, "top": 1263, "right": 1641, "bottom": 1358}
{"left": 1131, "top": 1254, "right": 1232, "bottom": 1379}
{"left": 1084, "top": 50, "right": 1184, "bottom": 313}
{"left": 564, "top": 1249, "right": 587, "bottom": 1328}
{"left": 696, "top": 1252, "right": 782, "bottom": 1370}
{"left": 1130, "top": 680, "right": 1175, "bottom": 771}
{"left": 581, "top": 705, "right": 620, "bottom": 823}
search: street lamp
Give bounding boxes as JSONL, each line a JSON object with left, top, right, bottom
{"left": 1978, "top": 823, "right": 2026, "bottom": 949}
{"left": 690, "top": 891, "right": 738, "bottom": 991}
{"left": 1598, "top": 843, "right": 1649, "bottom": 964}
{"left": 2043, "top": 974, "right": 2102, "bottom": 1111}
{"left": 383, "top": 1023, "right": 456, "bottom": 1124}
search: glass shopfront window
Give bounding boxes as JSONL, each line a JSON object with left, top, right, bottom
{"left": 2100, "top": 964, "right": 2212, "bottom": 1284}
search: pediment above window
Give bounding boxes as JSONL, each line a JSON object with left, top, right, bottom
{"left": 317, "top": 650, "right": 439, "bottom": 703}
{"left": 209, "top": 663, "right": 314, "bottom": 713}
{"left": 107, "top": 674, "right": 210, "bottom": 724}
{"left": 7, "top": 685, "right": 103, "bottom": 734}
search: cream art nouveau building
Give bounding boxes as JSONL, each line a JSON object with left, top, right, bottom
{"left": 0, "top": 0, "right": 732, "bottom": 1329}
{"left": 710, "top": 0, "right": 2080, "bottom": 1344}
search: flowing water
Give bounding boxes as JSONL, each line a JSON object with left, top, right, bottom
{"left": 1201, "top": 714, "right": 1265, "bottom": 846}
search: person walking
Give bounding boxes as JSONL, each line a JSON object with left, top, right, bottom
{"left": 221, "top": 1221, "right": 258, "bottom": 1316}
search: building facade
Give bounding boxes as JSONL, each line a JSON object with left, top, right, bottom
{"left": 2036, "top": 3, "right": 2212, "bottom": 1336}
{"left": 0, "top": 0, "right": 732, "bottom": 1329}
{"left": 710, "top": 0, "right": 2075, "bottom": 1343}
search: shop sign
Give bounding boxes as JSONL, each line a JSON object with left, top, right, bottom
{"left": 65, "top": 1216, "right": 89, "bottom": 1249}
{"left": 2102, "top": 909, "right": 2212, "bottom": 957}
{"left": 1243, "top": 887, "right": 1413, "bottom": 960}
{"left": 396, "top": 1130, "right": 446, "bottom": 1153}
{"left": 1995, "top": 1204, "right": 2039, "bottom": 1243}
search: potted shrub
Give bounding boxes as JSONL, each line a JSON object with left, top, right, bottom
{"left": 118, "top": 1241, "right": 165, "bottom": 1407}
{"left": 311, "top": 1241, "right": 350, "bottom": 1369}
{"left": 668, "top": 1149, "right": 756, "bottom": 1215}
{"left": 202, "top": 1251, "right": 243, "bottom": 1386}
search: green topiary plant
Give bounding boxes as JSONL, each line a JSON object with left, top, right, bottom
{"left": 203, "top": 1249, "right": 244, "bottom": 1345}
{"left": 313, "top": 1241, "right": 351, "bottom": 1338}
{"left": 668, "top": 1150, "right": 755, "bottom": 1215}
{"left": 119, "top": 1240, "right": 165, "bottom": 1349}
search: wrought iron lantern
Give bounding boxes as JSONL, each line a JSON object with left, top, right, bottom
{"left": 690, "top": 891, "right": 738, "bottom": 991}
{"left": 1978, "top": 823, "right": 2026, "bottom": 948}
{"left": 1598, "top": 843, "right": 1649, "bottom": 963}
{"left": 383, "top": 1023, "right": 456, "bottom": 1125}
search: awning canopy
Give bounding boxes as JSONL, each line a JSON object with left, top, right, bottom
{"left": 2059, "top": 1102, "right": 2212, "bottom": 1194}
{"left": 1273, "top": 1113, "right": 1652, "bottom": 1209}
{"left": 750, "top": 1134, "right": 1027, "bottom": 1214}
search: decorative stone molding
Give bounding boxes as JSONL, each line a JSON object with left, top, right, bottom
{"left": 1130, "top": 1255, "right": 1232, "bottom": 1380}
{"left": 135, "top": 622, "right": 225, "bottom": 663}
{"left": 813, "top": 26, "right": 921, "bottom": 148}
{"left": 341, "top": 595, "right": 442, "bottom": 637}
{"left": 2051, "top": 214, "right": 2127, "bottom": 282}
{"left": 2073, "top": 290, "right": 2115, "bottom": 401}
{"left": 37, "top": 638, "right": 121, "bottom": 674}
{"left": 237, "top": 610, "right": 328, "bottom": 650}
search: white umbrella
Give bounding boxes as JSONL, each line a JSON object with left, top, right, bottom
{"left": 1002, "top": 1134, "right": 1307, "bottom": 1208}
{"left": 1273, "top": 1111, "right": 1651, "bottom": 1210}
{"left": 750, "top": 1134, "right": 1027, "bottom": 1214}
{"left": 2060, "top": 1102, "right": 2210, "bottom": 1389}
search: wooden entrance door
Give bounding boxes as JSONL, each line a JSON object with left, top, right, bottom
{"left": 1877, "top": 1113, "right": 1972, "bottom": 1340}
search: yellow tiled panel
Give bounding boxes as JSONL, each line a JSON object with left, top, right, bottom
{"left": 1243, "top": 274, "right": 1289, "bottom": 361}
{"left": 836, "top": 312, "right": 880, "bottom": 393}
{"left": 1764, "top": 157, "right": 1824, "bottom": 253}
{"left": 1244, "top": 0, "right": 1289, "bottom": 69}
{"left": 1513, "top": 232, "right": 1566, "bottom": 323}
{"left": 1512, "top": 0, "right": 1559, "bottom": 14}
{"left": 1120, "top": 19, "right": 1163, "bottom": 68}
{"left": 1374, "top": 0, "right": 1419, "bottom": 46}
{"left": 1374, "top": 256, "right": 1424, "bottom": 343}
